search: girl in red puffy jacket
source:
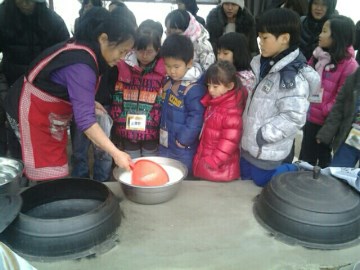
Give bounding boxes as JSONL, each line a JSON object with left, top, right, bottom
{"left": 193, "top": 61, "right": 247, "bottom": 181}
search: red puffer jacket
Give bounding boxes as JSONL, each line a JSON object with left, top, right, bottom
{"left": 193, "top": 88, "right": 247, "bottom": 181}
{"left": 307, "top": 47, "right": 358, "bottom": 125}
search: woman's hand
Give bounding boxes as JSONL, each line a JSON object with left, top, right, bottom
{"left": 113, "top": 150, "right": 132, "bottom": 171}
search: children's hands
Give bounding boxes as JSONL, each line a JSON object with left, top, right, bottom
{"left": 204, "top": 156, "right": 217, "bottom": 170}
{"left": 176, "top": 140, "right": 186, "bottom": 149}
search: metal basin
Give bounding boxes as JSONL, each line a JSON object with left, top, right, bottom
{"left": 0, "top": 157, "right": 24, "bottom": 195}
{"left": 113, "top": 157, "right": 188, "bottom": 205}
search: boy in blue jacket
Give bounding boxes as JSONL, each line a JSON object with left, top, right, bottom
{"left": 159, "top": 34, "right": 206, "bottom": 175}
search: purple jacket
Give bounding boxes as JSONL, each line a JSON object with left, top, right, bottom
{"left": 307, "top": 47, "right": 358, "bottom": 125}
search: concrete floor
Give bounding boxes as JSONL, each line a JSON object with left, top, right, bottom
{"left": 27, "top": 178, "right": 360, "bottom": 270}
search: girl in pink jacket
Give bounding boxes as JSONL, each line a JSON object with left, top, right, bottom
{"left": 299, "top": 15, "right": 358, "bottom": 168}
{"left": 193, "top": 61, "right": 247, "bottom": 181}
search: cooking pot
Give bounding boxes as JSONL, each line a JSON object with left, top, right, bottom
{"left": 0, "top": 157, "right": 24, "bottom": 196}
{"left": 113, "top": 157, "right": 187, "bottom": 205}
{"left": 253, "top": 167, "right": 360, "bottom": 249}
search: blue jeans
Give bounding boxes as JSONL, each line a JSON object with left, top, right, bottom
{"left": 240, "top": 157, "right": 298, "bottom": 187}
{"left": 70, "top": 122, "right": 112, "bottom": 182}
{"left": 331, "top": 143, "right": 360, "bottom": 167}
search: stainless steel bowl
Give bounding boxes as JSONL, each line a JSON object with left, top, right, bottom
{"left": 113, "top": 157, "right": 188, "bottom": 205}
{"left": 0, "top": 157, "right": 24, "bottom": 195}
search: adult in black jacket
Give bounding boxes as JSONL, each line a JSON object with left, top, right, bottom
{"left": 0, "top": 0, "right": 69, "bottom": 158}
{"left": 299, "top": 0, "right": 337, "bottom": 60}
{"left": 206, "top": 0, "right": 258, "bottom": 55}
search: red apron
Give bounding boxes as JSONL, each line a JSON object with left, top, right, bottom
{"left": 19, "top": 43, "right": 98, "bottom": 181}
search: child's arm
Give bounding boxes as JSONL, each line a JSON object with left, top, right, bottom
{"left": 205, "top": 114, "right": 242, "bottom": 169}
{"left": 176, "top": 84, "right": 206, "bottom": 146}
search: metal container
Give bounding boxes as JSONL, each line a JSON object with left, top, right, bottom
{"left": 113, "top": 157, "right": 188, "bottom": 205}
{"left": 253, "top": 169, "right": 360, "bottom": 249}
{"left": 0, "top": 157, "right": 24, "bottom": 196}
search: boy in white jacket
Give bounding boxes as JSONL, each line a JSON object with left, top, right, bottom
{"left": 240, "top": 8, "right": 320, "bottom": 186}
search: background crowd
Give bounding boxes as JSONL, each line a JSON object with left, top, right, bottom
{"left": 0, "top": 0, "right": 359, "bottom": 186}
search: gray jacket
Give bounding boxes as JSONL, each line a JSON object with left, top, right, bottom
{"left": 241, "top": 49, "right": 320, "bottom": 164}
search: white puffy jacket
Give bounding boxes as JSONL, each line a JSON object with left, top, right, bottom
{"left": 241, "top": 49, "right": 320, "bottom": 161}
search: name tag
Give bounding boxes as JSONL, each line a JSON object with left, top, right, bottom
{"left": 309, "top": 88, "right": 324, "bottom": 103}
{"left": 159, "top": 128, "right": 169, "bottom": 148}
{"left": 126, "top": 114, "right": 146, "bottom": 131}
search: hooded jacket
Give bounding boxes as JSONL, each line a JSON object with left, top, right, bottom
{"left": 299, "top": 0, "right": 337, "bottom": 60}
{"left": 193, "top": 87, "right": 247, "bottom": 181}
{"left": 241, "top": 49, "right": 320, "bottom": 166}
{"left": 206, "top": 5, "right": 258, "bottom": 55}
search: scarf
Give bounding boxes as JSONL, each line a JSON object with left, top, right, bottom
{"left": 183, "top": 12, "right": 202, "bottom": 43}
{"left": 312, "top": 46, "right": 334, "bottom": 77}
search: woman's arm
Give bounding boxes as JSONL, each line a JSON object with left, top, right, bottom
{"left": 84, "top": 123, "right": 132, "bottom": 170}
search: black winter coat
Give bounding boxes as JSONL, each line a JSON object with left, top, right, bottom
{"left": 0, "top": 2, "right": 70, "bottom": 86}
{"left": 206, "top": 5, "right": 258, "bottom": 55}
{"left": 299, "top": 0, "right": 337, "bottom": 60}
{"left": 317, "top": 68, "right": 360, "bottom": 153}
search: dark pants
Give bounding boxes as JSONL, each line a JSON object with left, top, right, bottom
{"left": 299, "top": 121, "right": 332, "bottom": 168}
{"left": 122, "top": 139, "right": 158, "bottom": 159}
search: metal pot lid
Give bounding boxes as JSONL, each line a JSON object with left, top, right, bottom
{"left": 0, "top": 195, "right": 22, "bottom": 233}
{"left": 268, "top": 170, "right": 360, "bottom": 213}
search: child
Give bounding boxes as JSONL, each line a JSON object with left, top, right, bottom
{"left": 217, "top": 32, "right": 255, "bottom": 92}
{"left": 316, "top": 67, "right": 360, "bottom": 167}
{"left": 299, "top": 15, "right": 358, "bottom": 168}
{"left": 165, "top": 9, "right": 215, "bottom": 73}
{"left": 193, "top": 61, "right": 247, "bottom": 181}
{"left": 110, "top": 20, "right": 166, "bottom": 159}
{"left": 240, "top": 8, "right": 320, "bottom": 187}
{"left": 159, "top": 34, "right": 206, "bottom": 174}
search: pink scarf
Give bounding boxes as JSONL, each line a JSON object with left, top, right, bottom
{"left": 183, "top": 12, "right": 202, "bottom": 43}
{"left": 312, "top": 47, "right": 335, "bottom": 77}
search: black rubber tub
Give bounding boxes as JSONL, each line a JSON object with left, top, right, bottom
{"left": 253, "top": 170, "right": 360, "bottom": 249}
{"left": 1, "top": 178, "right": 121, "bottom": 261}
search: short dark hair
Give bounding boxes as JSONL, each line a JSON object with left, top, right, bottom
{"left": 75, "top": 7, "right": 135, "bottom": 45}
{"left": 160, "top": 34, "right": 194, "bottom": 63}
{"left": 205, "top": 60, "right": 241, "bottom": 89}
{"left": 257, "top": 8, "right": 301, "bottom": 47}
{"left": 217, "top": 32, "right": 251, "bottom": 71}
{"left": 327, "top": 15, "right": 355, "bottom": 63}
{"left": 136, "top": 20, "right": 162, "bottom": 51}
{"left": 176, "top": 0, "right": 199, "bottom": 16}
{"left": 165, "top": 9, "right": 190, "bottom": 32}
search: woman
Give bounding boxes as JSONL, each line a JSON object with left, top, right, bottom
{"left": 206, "top": 0, "right": 258, "bottom": 55}
{"left": 299, "top": 0, "right": 337, "bottom": 60}
{"left": 0, "top": 0, "right": 70, "bottom": 158}
{"left": 4, "top": 7, "right": 135, "bottom": 181}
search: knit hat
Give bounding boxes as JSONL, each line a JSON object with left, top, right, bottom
{"left": 221, "top": 0, "right": 244, "bottom": 9}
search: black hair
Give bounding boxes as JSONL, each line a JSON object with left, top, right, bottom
{"left": 205, "top": 60, "right": 241, "bottom": 90}
{"left": 327, "top": 15, "right": 355, "bottom": 63}
{"left": 75, "top": 7, "right": 135, "bottom": 45}
{"left": 136, "top": 20, "right": 162, "bottom": 51}
{"left": 176, "top": 0, "right": 199, "bottom": 16}
{"left": 307, "top": 0, "right": 337, "bottom": 22}
{"left": 257, "top": 8, "right": 301, "bottom": 47}
{"left": 217, "top": 32, "right": 251, "bottom": 71}
{"left": 283, "top": 0, "right": 308, "bottom": 17}
{"left": 110, "top": 4, "right": 137, "bottom": 29}
{"left": 79, "top": 0, "right": 103, "bottom": 16}
{"left": 165, "top": 9, "right": 190, "bottom": 32}
{"left": 160, "top": 34, "right": 194, "bottom": 63}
